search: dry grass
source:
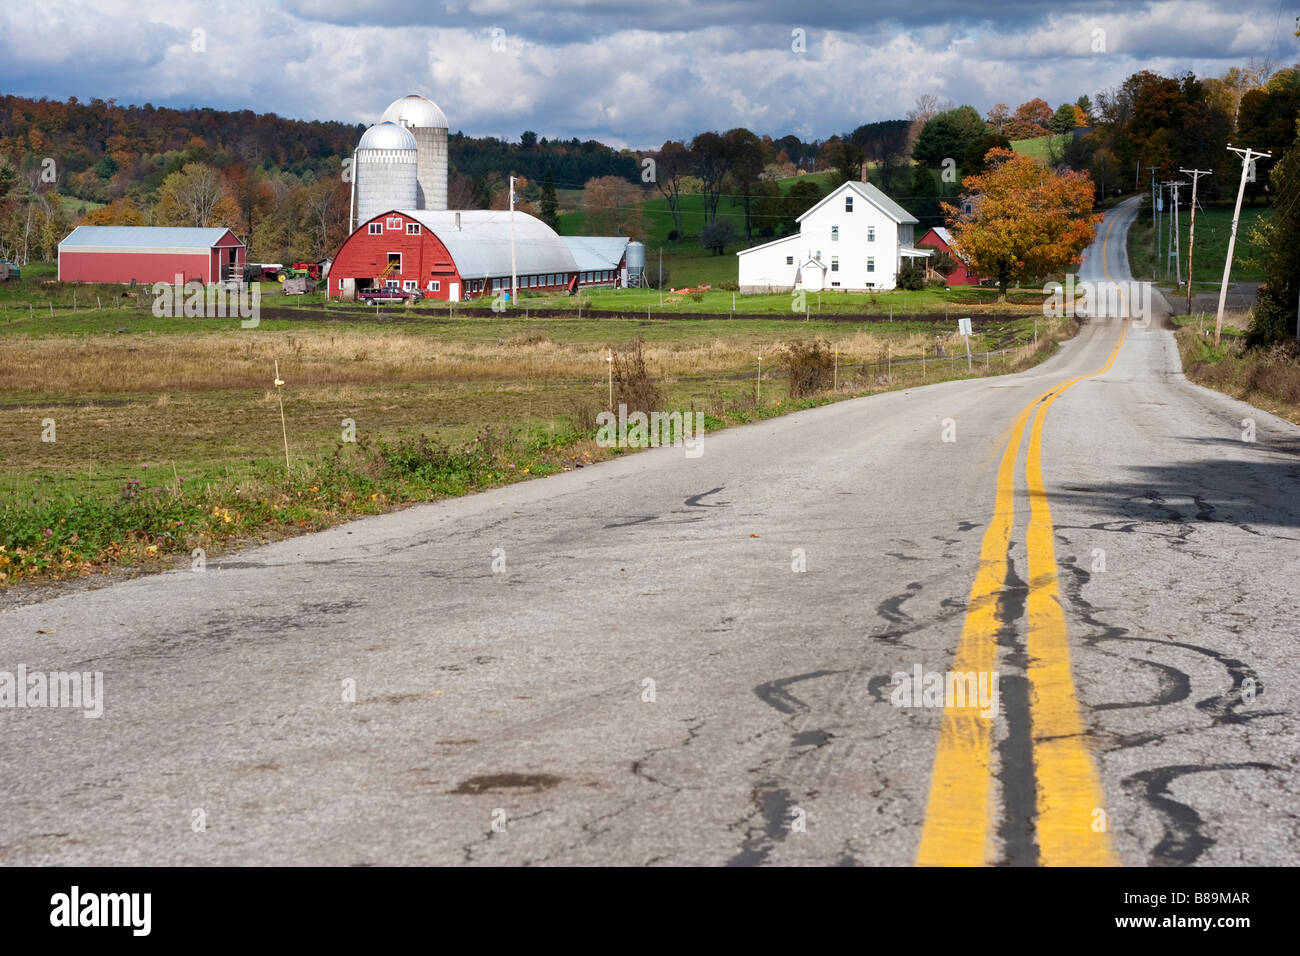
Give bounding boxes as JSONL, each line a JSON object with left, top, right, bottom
{"left": 1176, "top": 328, "right": 1300, "bottom": 424}
{"left": 0, "top": 326, "right": 956, "bottom": 395}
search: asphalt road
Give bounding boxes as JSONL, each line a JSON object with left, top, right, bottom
{"left": 3, "top": 197, "right": 1297, "bottom": 866}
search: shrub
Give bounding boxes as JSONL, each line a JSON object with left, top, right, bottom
{"left": 642, "top": 265, "right": 671, "bottom": 290}
{"left": 782, "top": 339, "right": 835, "bottom": 397}
{"left": 611, "top": 337, "right": 662, "bottom": 413}
{"left": 927, "top": 278, "right": 948, "bottom": 289}
{"left": 717, "top": 279, "right": 740, "bottom": 291}
{"left": 897, "top": 262, "right": 926, "bottom": 290}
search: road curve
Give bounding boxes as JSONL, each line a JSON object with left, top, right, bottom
{"left": 2, "top": 201, "right": 1297, "bottom": 866}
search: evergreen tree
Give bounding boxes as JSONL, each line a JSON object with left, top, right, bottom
{"left": 540, "top": 168, "right": 560, "bottom": 232}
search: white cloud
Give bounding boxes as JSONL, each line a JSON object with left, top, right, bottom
{"left": 0, "top": 0, "right": 1292, "bottom": 147}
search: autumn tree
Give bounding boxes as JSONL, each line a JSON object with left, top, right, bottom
{"left": 1246, "top": 116, "right": 1300, "bottom": 347}
{"left": 986, "top": 104, "right": 1011, "bottom": 133}
{"left": 690, "top": 131, "right": 731, "bottom": 223}
{"left": 155, "top": 163, "right": 237, "bottom": 227}
{"left": 581, "top": 175, "right": 644, "bottom": 238}
{"left": 1005, "top": 98, "right": 1054, "bottom": 140}
{"left": 649, "top": 140, "right": 691, "bottom": 237}
{"left": 942, "top": 149, "right": 1100, "bottom": 298}
{"left": 81, "top": 197, "right": 145, "bottom": 226}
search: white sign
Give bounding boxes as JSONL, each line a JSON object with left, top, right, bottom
{"left": 958, "top": 317, "right": 972, "bottom": 337}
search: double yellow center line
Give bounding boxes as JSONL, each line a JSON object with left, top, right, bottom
{"left": 916, "top": 323, "right": 1127, "bottom": 866}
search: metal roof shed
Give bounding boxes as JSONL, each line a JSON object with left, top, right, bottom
{"left": 58, "top": 226, "right": 246, "bottom": 284}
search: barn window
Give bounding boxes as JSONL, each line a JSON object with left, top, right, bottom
{"left": 831, "top": 256, "right": 839, "bottom": 272}
{"left": 868, "top": 226, "right": 876, "bottom": 242}
{"left": 386, "top": 217, "right": 403, "bottom": 231}
{"left": 403, "top": 280, "right": 417, "bottom": 291}
{"left": 368, "top": 223, "right": 382, "bottom": 235}
{"left": 786, "top": 256, "right": 794, "bottom": 266}
{"left": 831, "top": 226, "right": 839, "bottom": 242}
{"left": 844, "top": 196, "right": 853, "bottom": 212}
{"left": 386, "top": 280, "right": 399, "bottom": 289}
{"left": 338, "top": 279, "right": 345, "bottom": 290}
{"left": 407, "top": 223, "right": 421, "bottom": 235}
{"left": 867, "top": 257, "right": 875, "bottom": 273}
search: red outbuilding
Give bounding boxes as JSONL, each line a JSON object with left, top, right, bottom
{"left": 917, "top": 226, "right": 982, "bottom": 286}
{"left": 58, "top": 226, "right": 246, "bottom": 284}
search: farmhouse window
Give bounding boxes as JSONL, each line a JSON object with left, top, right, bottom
{"left": 786, "top": 256, "right": 794, "bottom": 265}
{"left": 867, "top": 257, "right": 875, "bottom": 273}
{"left": 831, "top": 226, "right": 839, "bottom": 242}
{"left": 868, "top": 226, "right": 876, "bottom": 242}
{"left": 831, "top": 256, "right": 839, "bottom": 272}
{"left": 845, "top": 196, "right": 853, "bottom": 212}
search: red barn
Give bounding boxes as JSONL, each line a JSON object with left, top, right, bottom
{"left": 328, "top": 209, "right": 592, "bottom": 301}
{"left": 58, "top": 226, "right": 246, "bottom": 284}
{"left": 917, "top": 226, "right": 981, "bottom": 286}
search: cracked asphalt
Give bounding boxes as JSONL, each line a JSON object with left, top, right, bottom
{"left": 2, "top": 197, "right": 1297, "bottom": 866}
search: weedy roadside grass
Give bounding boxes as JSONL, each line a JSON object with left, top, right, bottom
{"left": 2, "top": 311, "right": 1075, "bottom": 585}
{"left": 1174, "top": 323, "right": 1300, "bottom": 425}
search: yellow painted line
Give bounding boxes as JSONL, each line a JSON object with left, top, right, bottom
{"left": 916, "top": 323, "right": 1127, "bottom": 867}
{"left": 916, "top": 378, "right": 1070, "bottom": 866}
{"left": 1023, "top": 325, "right": 1126, "bottom": 866}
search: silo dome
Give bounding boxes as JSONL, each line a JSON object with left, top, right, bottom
{"left": 381, "top": 94, "right": 449, "bottom": 129}
{"left": 358, "top": 121, "right": 417, "bottom": 151}
{"left": 354, "top": 122, "right": 418, "bottom": 226}
{"left": 379, "top": 94, "right": 449, "bottom": 212}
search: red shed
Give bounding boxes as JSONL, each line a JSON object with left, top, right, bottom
{"left": 58, "top": 226, "right": 246, "bottom": 284}
{"left": 917, "top": 226, "right": 981, "bottom": 286}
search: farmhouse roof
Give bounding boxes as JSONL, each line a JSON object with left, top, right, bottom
{"left": 797, "top": 180, "right": 918, "bottom": 226}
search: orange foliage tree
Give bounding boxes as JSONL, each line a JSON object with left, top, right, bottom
{"left": 942, "top": 149, "right": 1100, "bottom": 298}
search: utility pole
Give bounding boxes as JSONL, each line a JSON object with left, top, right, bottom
{"left": 1146, "top": 167, "right": 1158, "bottom": 277}
{"left": 1162, "top": 181, "right": 1183, "bottom": 287}
{"left": 1214, "top": 145, "right": 1272, "bottom": 347}
{"left": 658, "top": 247, "right": 663, "bottom": 307}
{"left": 509, "top": 174, "right": 517, "bottom": 307}
{"left": 1180, "top": 168, "right": 1211, "bottom": 316}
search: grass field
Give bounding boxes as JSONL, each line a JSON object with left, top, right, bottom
{"left": 1126, "top": 203, "right": 1267, "bottom": 287}
{"left": 1, "top": 300, "right": 1075, "bottom": 585}
{"left": 1010, "top": 134, "right": 1071, "bottom": 162}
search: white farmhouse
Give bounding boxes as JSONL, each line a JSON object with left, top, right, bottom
{"left": 736, "top": 180, "right": 931, "bottom": 293}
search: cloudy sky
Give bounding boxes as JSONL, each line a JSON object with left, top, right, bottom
{"left": 1, "top": 0, "right": 1295, "bottom": 147}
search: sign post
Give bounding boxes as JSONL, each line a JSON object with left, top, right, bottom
{"left": 958, "top": 317, "right": 973, "bottom": 372}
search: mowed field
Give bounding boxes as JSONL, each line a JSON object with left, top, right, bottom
{"left": 0, "top": 283, "right": 1067, "bottom": 585}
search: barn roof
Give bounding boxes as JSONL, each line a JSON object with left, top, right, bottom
{"left": 398, "top": 210, "right": 578, "bottom": 279}
{"left": 562, "top": 236, "right": 628, "bottom": 271}
{"left": 59, "top": 226, "right": 241, "bottom": 253}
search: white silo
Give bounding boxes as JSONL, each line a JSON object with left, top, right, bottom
{"left": 354, "top": 121, "right": 418, "bottom": 226}
{"left": 381, "top": 94, "right": 449, "bottom": 211}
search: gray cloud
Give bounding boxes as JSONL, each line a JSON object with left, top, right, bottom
{"left": 0, "top": 0, "right": 1293, "bottom": 149}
